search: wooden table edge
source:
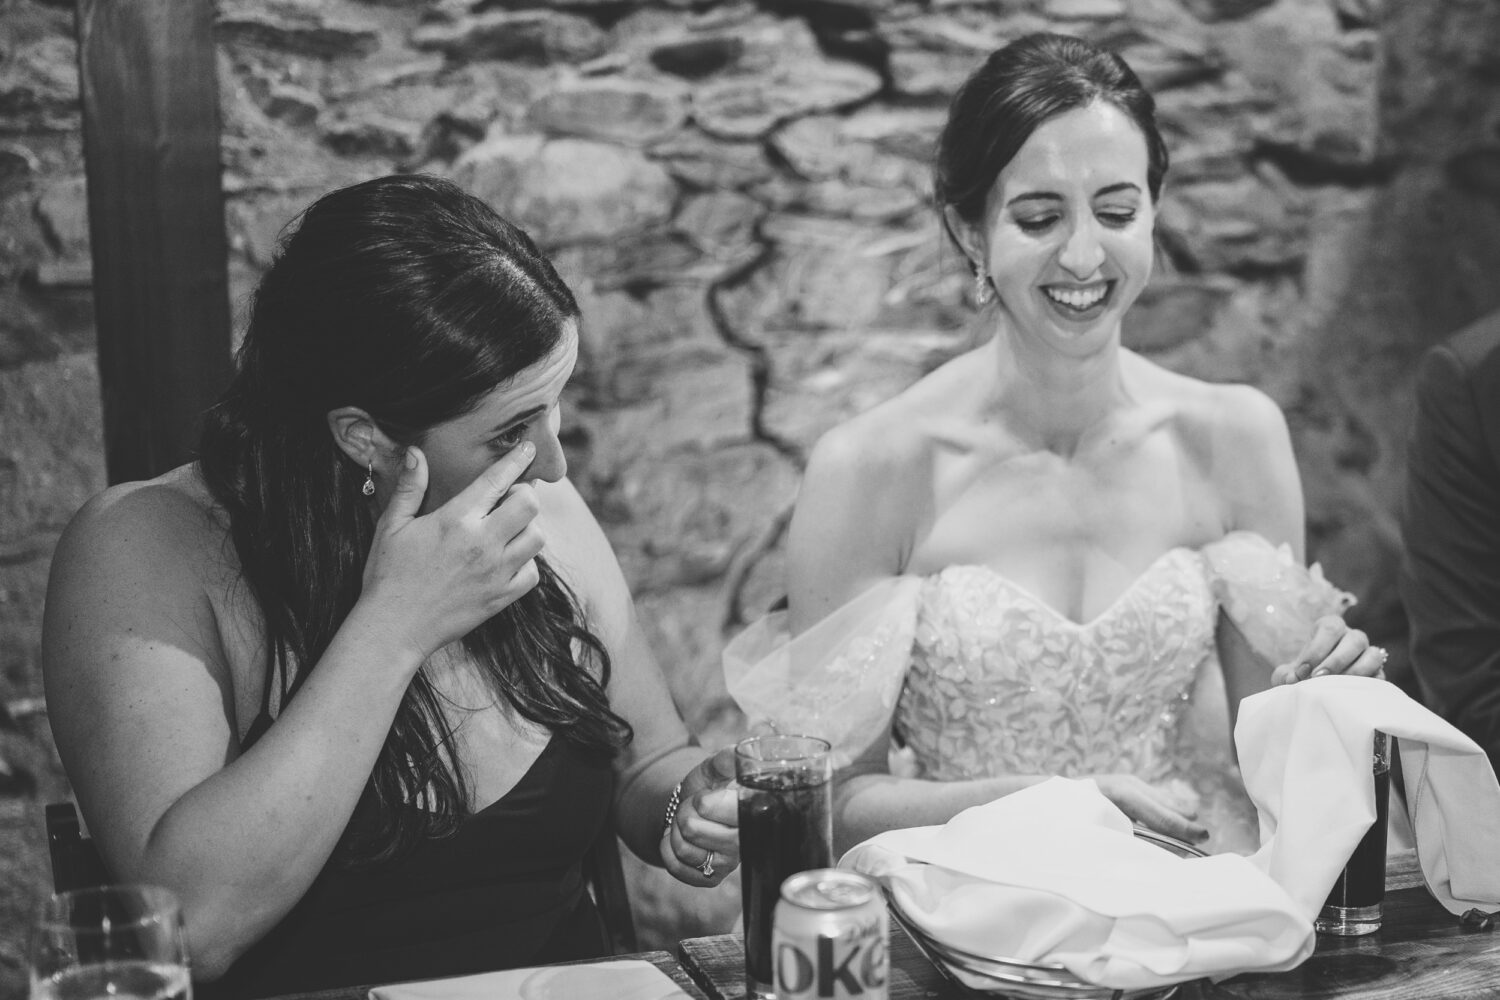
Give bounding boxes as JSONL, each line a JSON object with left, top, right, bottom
{"left": 674, "top": 852, "right": 1455, "bottom": 1000}
{"left": 243, "top": 949, "right": 709, "bottom": 1000}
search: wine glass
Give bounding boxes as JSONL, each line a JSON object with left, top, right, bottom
{"left": 29, "top": 885, "right": 191, "bottom": 1000}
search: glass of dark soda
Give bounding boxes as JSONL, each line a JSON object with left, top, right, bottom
{"left": 1315, "top": 730, "right": 1391, "bottom": 936}
{"left": 736, "top": 734, "right": 834, "bottom": 1000}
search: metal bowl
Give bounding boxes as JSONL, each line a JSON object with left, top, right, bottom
{"left": 888, "top": 828, "right": 1207, "bottom": 1000}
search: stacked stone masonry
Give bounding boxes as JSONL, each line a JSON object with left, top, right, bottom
{"left": 3, "top": 0, "right": 1500, "bottom": 993}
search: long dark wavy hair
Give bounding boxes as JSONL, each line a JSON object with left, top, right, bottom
{"left": 199, "top": 174, "right": 632, "bottom": 865}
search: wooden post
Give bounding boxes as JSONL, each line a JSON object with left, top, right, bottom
{"left": 74, "top": 0, "right": 233, "bottom": 484}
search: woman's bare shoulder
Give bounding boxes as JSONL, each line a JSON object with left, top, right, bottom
{"left": 1129, "top": 355, "right": 1299, "bottom": 532}
{"left": 806, "top": 352, "right": 975, "bottom": 488}
{"left": 1129, "top": 356, "right": 1289, "bottom": 451}
{"left": 791, "top": 356, "right": 975, "bottom": 603}
{"left": 44, "top": 465, "right": 243, "bottom": 701}
{"left": 52, "top": 465, "right": 231, "bottom": 583}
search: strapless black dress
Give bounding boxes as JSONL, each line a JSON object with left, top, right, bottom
{"left": 207, "top": 731, "right": 614, "bottom": 999}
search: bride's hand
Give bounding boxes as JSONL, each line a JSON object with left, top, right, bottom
{"left": 661, "top": 746, "right": 741, "bottom": 887}
{"left": 1093, "top": 775, "right": 1209, "bottom": 845}
{"left": 1272, "top": 615, "right": 1387, "bottom": 685}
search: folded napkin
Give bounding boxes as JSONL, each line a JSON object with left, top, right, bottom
{"left": 367, "top": 959, "right": 691, "bottom": 1000}
{"left": 840, "top": 778, "right": 1313, "bottom": 990}
{"left": 1236, "top": 675, "right": 1500, "bottom": 917}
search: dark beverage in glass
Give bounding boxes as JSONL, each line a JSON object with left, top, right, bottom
{"left": 737, "top": 735, "right": 834, "bottom": 1000}
{"left": 1316, "top": 731, "right": 1391, "bottom": 936}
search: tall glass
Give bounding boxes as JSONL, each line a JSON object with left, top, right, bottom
{"left": 29, "top": 885, "right": 191, "bottom": 1000}
{"left": 736, "top": 734, "right": 834, "bottom": 1000}
{"left": 1316, "top": 731, "right": 1391, "bottom": 936}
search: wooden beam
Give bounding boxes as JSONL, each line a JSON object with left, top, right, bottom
{"left": 75, "top": 0, "right": 233, "bottom": 484}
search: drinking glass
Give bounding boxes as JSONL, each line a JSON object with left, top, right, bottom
{"left": 736, "top": 734, "right": 834, "bottom": 1000}
{"left": 1316, "top": 731, "right": 1391, "bottom": 936}
{"left": 29, "top": 885, "right": 191, "bottom": 1000}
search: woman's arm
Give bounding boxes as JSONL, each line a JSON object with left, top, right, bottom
{"left": 832, "top": 740, "right": 1208, "bottom": 852}
{"left": 786, "top": 421, "right": 915, "bottom": 635}
{"left": 43, "top": 446, "right": 542, "bottom": 979}
{"left": 539, "top": 478, "right": 739, "bottom": 885}
{"left": 1209, "top": 386, "right": 1383, "bottom": 727}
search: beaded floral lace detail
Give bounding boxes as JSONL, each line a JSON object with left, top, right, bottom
{"left": 724, "top": 532, "right": 1352, "bottom": 853}
{"left": 895, "top": 549, "right": 1216, "bottom": 787}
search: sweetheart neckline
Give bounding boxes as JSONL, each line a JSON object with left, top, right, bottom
{"left": 927, "top": 545, "right": 1208, "bottom": 630}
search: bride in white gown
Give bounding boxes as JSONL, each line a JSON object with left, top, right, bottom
{"left": 726, "top": 34, "right": 1386, "bottom": 856}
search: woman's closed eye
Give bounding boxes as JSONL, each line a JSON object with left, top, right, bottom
{"left": 1015, "top": 214, "right": 1059, "bottom": 234}
{"left": 1015, "top": 209, "right": 1137, "bottom": 234}
{"left": 490, "top": 423, "right": 530, "bottom": 451}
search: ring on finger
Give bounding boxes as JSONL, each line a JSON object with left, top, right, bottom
{"left": 696, "top": 850, "right": 716, "bottom": 878}
{"left": 1373, "top": 646, "right": 1388, "bottom": 667}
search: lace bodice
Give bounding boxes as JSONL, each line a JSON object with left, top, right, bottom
{"left": 896, "top": 550, "right": 1215, "bottom": 785}
{"left": 724, "top": 531, "right": 1355, "bottom": 856}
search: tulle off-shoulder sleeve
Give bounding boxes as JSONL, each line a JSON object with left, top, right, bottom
{"left": 723, "top": 577, "right": 923, "bottom": 769}
{"left": 1202, "top": 531, "right": 1356, "bottom": 667}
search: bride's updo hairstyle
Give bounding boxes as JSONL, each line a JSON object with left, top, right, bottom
{"left": 200, "top": 174, "right": 631, "bottom": 865}
{"left": 934, "top": 32, "right": 1170, "bottom": 239}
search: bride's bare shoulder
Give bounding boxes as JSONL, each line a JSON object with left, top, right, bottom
{"left": 1128, "top": 356, "right": 1297, "bottom": 517}
{"left": 807, "top": 350, "right": 977, "bottom": 485}
{"left": 1128, "top": 355, "right": 1289, "bottom": 445}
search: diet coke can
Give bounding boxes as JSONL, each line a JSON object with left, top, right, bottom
{"left": 772, "top": 869, "right": 888, "bottom": 1000}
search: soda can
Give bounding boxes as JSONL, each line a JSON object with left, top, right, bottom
{"left": 772, "top": 869, "right": 888, "bottom": 1000}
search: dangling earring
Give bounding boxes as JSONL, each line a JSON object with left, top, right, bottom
{"left": 361, "top": 462, "right": 376, "bottom": 497}
{"left": 973, "top": 264, "right": 995, "bottom": 306}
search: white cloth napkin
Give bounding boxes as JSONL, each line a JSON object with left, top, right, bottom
{"left": 367, "top": 959, "right": 692, "bottom": 1000}
{"left": 840, "top": 778, "right": 1313, "bottom": 990}
{"left": 1237, "top": 675, "right": 1500, "bottom": 917}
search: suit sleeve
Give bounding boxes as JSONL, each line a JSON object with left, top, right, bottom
{"left": 1400, "top": 343, "right": 1500, "bottom": 779}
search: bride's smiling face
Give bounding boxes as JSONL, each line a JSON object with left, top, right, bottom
{"left": 967, "top": 100, "right": 1157, "bottom": 355}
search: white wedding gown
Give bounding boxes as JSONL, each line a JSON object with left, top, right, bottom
{"left": 725, "top": 531, "right": 1354, "bottom": 855}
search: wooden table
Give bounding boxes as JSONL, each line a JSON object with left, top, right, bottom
{"left": 677, "top": 855, "right": 1500, "bottom": 1000}
{"left": 249, "top": 950, "right": 710, "bottom": 1000}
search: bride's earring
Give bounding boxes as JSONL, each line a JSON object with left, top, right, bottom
{"left": 361, "top": 462, "right": 376, "bottom": 497}
{"left": 972, "top": 263, "right": 994, "bottom": 306}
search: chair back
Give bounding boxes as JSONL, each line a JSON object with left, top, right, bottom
{"left": 582, "top": 822, "right": 638, "bottom": 954}
{"left": 45, "top": 802, "right": 110, "bottom": 893}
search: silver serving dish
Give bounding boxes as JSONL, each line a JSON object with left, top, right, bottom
{"left": 889, "top": 828, "right": 1207, "bottom": 1000}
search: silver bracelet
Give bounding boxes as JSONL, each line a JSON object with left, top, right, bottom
{"left": 662, "top": 782, "right": 683, "bottom": 836}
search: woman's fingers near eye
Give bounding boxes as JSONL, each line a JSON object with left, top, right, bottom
{"left": 509, "top": 524, "right": 546, "bottom": 563}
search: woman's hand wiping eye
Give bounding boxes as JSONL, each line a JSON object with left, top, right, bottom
{"left": 358, "top": 442, "right": 545, "bottom": 662}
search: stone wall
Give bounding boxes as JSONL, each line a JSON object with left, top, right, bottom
{"left": 3, "top": 0, "right": 1500, "bottom": 993}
